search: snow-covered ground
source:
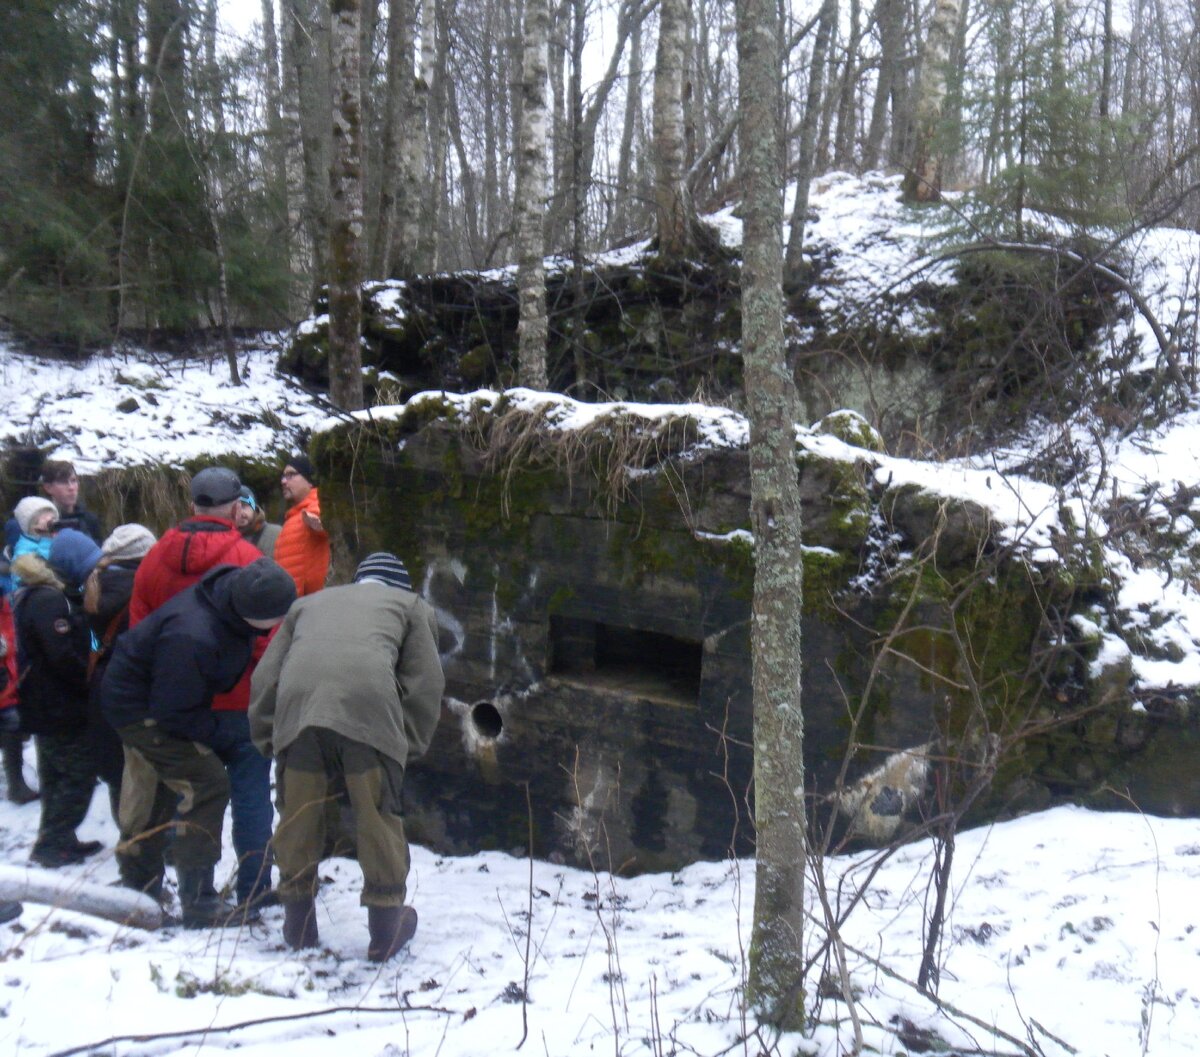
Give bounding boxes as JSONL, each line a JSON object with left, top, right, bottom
{"left": 0, "top": 761, "right": 1197, "bottom": 1057}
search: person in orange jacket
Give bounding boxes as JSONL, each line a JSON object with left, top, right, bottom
{"left": 274, "top": 455, "right": 329, "bottom": 597}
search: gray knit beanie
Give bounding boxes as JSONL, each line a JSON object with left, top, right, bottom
{"left": 101, "top": 523, "right": 157, "bottom": 562}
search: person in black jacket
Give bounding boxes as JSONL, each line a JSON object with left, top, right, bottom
{"left": 84, "top": 524, "right": 157, "bottom": 819}
{"left": 100, "top": 558, "right": 295, "bottom": 928}
{"left": 11, "top": 552, "right": 102, "bottom": 868}
{"left": 38, "top": 460, "right": 103, "bottom": 544}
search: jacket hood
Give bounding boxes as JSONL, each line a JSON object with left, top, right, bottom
{"left": 194, "top": 564, "right": 262, "bottom": 636}
{"left": 10, "top": 553, "right": 64, "bottom": 591}
{"left": 156, "top": 517, "right": 247, "bottom": 578}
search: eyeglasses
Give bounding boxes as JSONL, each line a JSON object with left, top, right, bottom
{"left": 281, "top": 470, "right": 299, "bottom": 480}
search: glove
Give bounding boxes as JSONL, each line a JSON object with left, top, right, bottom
{"left": 0, "top": 707, "right": 21, "bottom": 734}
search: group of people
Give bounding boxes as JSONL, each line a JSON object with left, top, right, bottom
{"left": 0, "top": 453, "right": 445, "bottom": 962}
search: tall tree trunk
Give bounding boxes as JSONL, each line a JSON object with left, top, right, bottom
{"left": 514, "top": 0, "right": 550, "bottom": 389}
{"left": 653, "top": 0, "right": 691, "bottom": 257}
{"left": 862, "top": 0, "right": 904, "bottom": 170}
{"left": 901, "top": 0, "right": 960, "bottom": 201}
{"left": 613, "top": 9, "right": 644, "bottom": 239}
{"left": 420, "top": 0, "right": 448, "bottom": 269}
{"left": 1099, "top": 0, "right": 1113, "bottom": 120}
{"left": 261, "top": 0, "right": 300, "bottom": 315}
{"left": 144, "top": 0, "right": 205, "bottom": 329}
{"left": 737, "top": 0, "right": 806, "bottom": 1029}
{"left": 372, "top": 0, "right": 414, "bottom": 275}
{"left": 285, "top": 0, "right": 332, "bottom": 288}
{"left": 196, "top": 0, "right": 241, "bottom": 380}
{"left": 446, "top": 77, "right": 483, "bottom": 262}
{"left": 328, "top": 0, "right": 365, "bottom": 410}
{"left": 391, "top": 0, "right": 431, "bottom": 276}
{"left": 940, "top": 0, "right": 970, "bottom": 187}
{"left": 833, "top": 0, "right": 861, "bottom": 167}
{"left": 785, "top": 0, "right": 837, "bottom": 278}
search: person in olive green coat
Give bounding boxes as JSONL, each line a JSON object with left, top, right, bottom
{"left": 249, "top": 552, "right": 444, "bottom": 961}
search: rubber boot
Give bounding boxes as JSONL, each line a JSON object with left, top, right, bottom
{"left": 366, "top": 905, "right": 418, "bottom": 963}
{"left": 177, "top": 866, "right": 241, "bottom": 930}
{"left": 282, "top": 897, "right": 320, "bottom": 950}
{"left": 2, "top": 732, "right": 38, "bottom": 805}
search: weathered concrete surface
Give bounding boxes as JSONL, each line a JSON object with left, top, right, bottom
{"left": 307, "top": 399, "right": 1159, "bottom": 873}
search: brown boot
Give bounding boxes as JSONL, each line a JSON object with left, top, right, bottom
{"left": 367, "top": 905, "right": 418, "bottom": 962}
{"left": 2, "top": 732, "right": 38, "bottom": 805}
{"left": 282, "top": 897, "right": 320, "bottom": 950}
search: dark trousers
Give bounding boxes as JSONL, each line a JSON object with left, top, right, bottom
{"left": 115, "top": 721, "right": 229, "bottom": 893}
{"left": 210, "top": 711, "right": 274, "bottom": 903}
{"left": 274, "top": 726, "right": 409, "bottom": 908}
{"left": 33, "top": 729, "right": 96, "bottom": 855}
{"left": 88, "top": 678, "right": 125, "bottom": 820}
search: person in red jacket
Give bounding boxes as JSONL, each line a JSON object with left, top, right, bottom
{"left": 127, "top": 466, "right": 280, "bottom": 909}
{"left": 274, "top": 455, "right": 329, "bottom": 597}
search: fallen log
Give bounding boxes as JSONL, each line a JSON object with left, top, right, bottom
{"left": 0, "top": 865, "right": 162, "bottom": 930}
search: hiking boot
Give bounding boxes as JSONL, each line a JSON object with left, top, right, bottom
{"left": 367, "top": 905, "right": 418, "bottom": 963}
{"left": 2, "top": 732, "right": 38, "bottom": 805}
{"left": 176, "top": 867, "right": 242, "bottom": 930}
{"left": 282, "top": 897, "right": 320, "bottom": 950}
{"left": 30, "top": 844, "right": 88, "bottom": 869}
{"left": 68, "top": 838, "right": 103, "bottom": 858}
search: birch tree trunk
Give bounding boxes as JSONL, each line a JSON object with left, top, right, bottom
{"left": 902, "top": 0, "right": 960, "bottom": 202}
{"left": 328, "top": 0, "right": 365, "bottom": 410}
{"left": 613, "top": 9, "right": 644, "bottom": 239}
{"left": 653, "top": 0, "right": 692, "bottom": 257}
{"left": 420, "top": 0, "right": 448, "bottom": 269}
{"left": 514, "top": 0, "right": 550, "bottom": 389}
{"left": 284, "top": 0, "right": 332, "bottom": 285}
{"left": 737, "top": 0, "right": 806, "bottom": 1029}
{"left": 391, "top": 0, "right": 431, "bottom": 276}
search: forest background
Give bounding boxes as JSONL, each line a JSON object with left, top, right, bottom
{"left": 3, "top": 0, "right": 1197, "bottom": 356}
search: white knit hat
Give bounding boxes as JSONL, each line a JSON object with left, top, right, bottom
{"left": 13, "top": 496, "right": 57, "bottom": 536}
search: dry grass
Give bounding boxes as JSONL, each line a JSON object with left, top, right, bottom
{"left": 462, "top": 399, "right": 704, "bottom": 519}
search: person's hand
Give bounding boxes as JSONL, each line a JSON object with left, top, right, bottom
{"left": 302, "top": 510, "right": 324, "bottom": 533}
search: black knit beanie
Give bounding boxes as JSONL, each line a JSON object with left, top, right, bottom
{"left": 287, "top": 454, "right": 318, "bottom": 486}
{"left": 353, "top": 552, "right": 413, "bottom": 591}
{"left": 231, "top": 558, "right": 297, "bottom": 621}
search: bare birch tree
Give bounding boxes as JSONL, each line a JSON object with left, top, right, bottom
{"left": 737, "top": 0, "right": 807, "bottom": 1029}
{"left": 328, "top": 0, "right": 365, "bottom": 410}
{"left": 653, "top": 0, "right": 692, "bottom": 256}
{"left": 902, "top": 0, "right": 960, "bottom": 201}
{"left": 390, "top": 0, "right": 432, "bottom": 276}
{"left": 514, "top": 0, "right": 551, "bottom": 389}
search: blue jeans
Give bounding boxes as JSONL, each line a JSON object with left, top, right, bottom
{"left": 210, "top": 711, "right": 274, "bottom": 903}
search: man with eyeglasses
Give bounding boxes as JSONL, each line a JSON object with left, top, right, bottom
{"left": 275, "top": 454, "right": 330, "bottom": 597}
